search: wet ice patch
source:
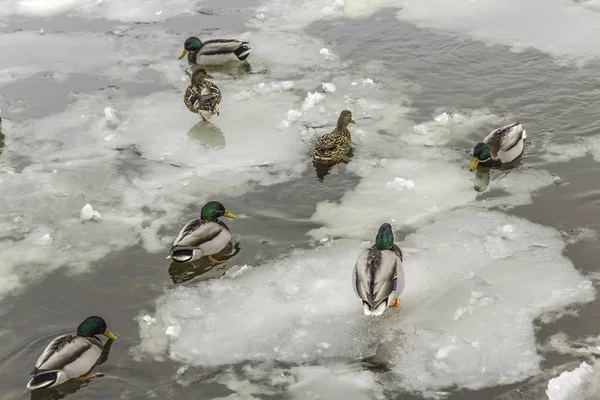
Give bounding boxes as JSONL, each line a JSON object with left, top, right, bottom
{"left": 137, "top": 208, "right": 594, "bottom": 394}
{"left": 396, "top": 0, "right": 600, "bottom": 64}
{"left": 207, "top": 362, "right": 382, "bottom": 400}
{"left": 409, "top": 108, "right": 504, "bottom": 147}
{"left": 309, "top": 154, "right": 476, "bottom": 240}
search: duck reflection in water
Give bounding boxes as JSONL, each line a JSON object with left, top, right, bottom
{"left": 472, "top": 166, "right": 491, "bottom": 192}
{"left": 187, "top": 120, "right": 225, "bottom": 148}
{"left": 169, "top": 241, "right": 241, "bottom": 284}
{"left": 30, "top": 339, "right": 115, "bottom": 400}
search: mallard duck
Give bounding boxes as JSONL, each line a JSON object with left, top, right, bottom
{"left": 184, "top": 68, "right": 222, "bottom": 121}
{"left": 168, "top": 201, "right": 238, "bottom": 264}
{"left": 178, "top": 36, "right": 251, "bottom": 66}
{"left": 470, "top": 122, "right": 527, "bottom": 171}
{"left": 0, "top": 116, "right": 4, "bottom": 153}
{"left": 353, "top": 223, "right": 405, "bottom": 316}
{"left": 26, "top": 316, "right": 117, "bottom": 390}
{"left": 312, "top": 110, "right": 355, "bottom": 164}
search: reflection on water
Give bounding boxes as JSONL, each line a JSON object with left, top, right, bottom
{"left": 473, "top": 167, "right": 491, "bottom": 192}
{"left": 187, "top": 121, "right": 225, "bottom": 148}
{"left": 184, "top": 61, "right": 253, "bottom": 80}
{"left": 313, "top": 149, "right": 354, "bottom": 182}
{"left": 0, "top": 117, "right": 5, "bottom": 155}
{"left": 168, "top": 241, "right": 241, "bottom": 284}
{"left": 30, "top": 339, "right": 115, "bottom": 400}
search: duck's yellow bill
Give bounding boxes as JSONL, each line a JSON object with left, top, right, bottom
{"left": 469, "top": 158, "right": 480, "bottom": 171}
{"left": 224, "top": 210, "right": 238, "bottom": 219}
{"left": 178, "top": 49, "right": 189, "bottom": 60}
{"left": 104, "top": 329, "right": 117, "bottom": 340}
{"left": 350, "top": 119, "right": 356, "bottom": 124}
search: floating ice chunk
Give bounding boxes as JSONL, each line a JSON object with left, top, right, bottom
{"left": 384, "top": 177, "right": 415, "bottom": 190}
{"left": 320, "top": 48, "right": 331, "bottom": 56}
{"left": 434, "top": 112, "right": 449, "bottom": 123}
{"left": 33, "top": 234, "right": 53, "bottom": 246}
{"left": 362, "top": 78, "right": 374, "bottom": 85}
{"left": 80, "top": 203, "right": 102, "bottom": 221}
{"left": 104, "top": 106, "right": 120, "bottom": 126}
{"left": 255, "top": 12, "right": 266, "bottom": 21}
{"left": 301, "top": 91, "right": 326, "bottom": 111}
{"left": 141, "top": 315, "right": 157, "bottom": 325}
{"left": 281, "top": 81, "right": 294, "bottom": 90}
{"left": 286, "top": 109, "right": 303, "bottom": 121}
{"left": 322, "top": 82, "right": 336, "bottom": 92}
{"left": 546, "top": 361, "right": 594, "bottom": 400}
{"left": 165, "top": 325, "right": 181, "bottom": 337}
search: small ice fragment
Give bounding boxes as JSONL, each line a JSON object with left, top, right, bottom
{"left": 155, "top": 10, "right": 162, "bottom": 15}
{"left": 351, "top": 81, "right": 358, "bottom": 86}
{"left": 34, "top": 234, "right": 53, "bottom": 246}
{"left": 141, "top": 315, "right": 157, "bottom": 325}
{"left": 104, "top": 107, "right": 120, "bottom": 126}
{"left": 165, "top": 325, "right": 181, "bottom": 337}
{"left": 281, "top": 81, "right": 294, "bottom": 90}
{"left": 91, "top": 210, "right": 102, "bottom": 221}
{"left": 322, "top": 82, "right": 336, "bottom": 92}
{"left": 362, "top": 78, "right": 374, "bottom": 85}
{"left": 302, "top": 91, "right": 326, "bottom": 111}
{"left": 287, "top": 109, "right": 302, "bottom": 121}
{"left": 318, "top": 342, "right": 331, "bottom": 349}
{"left": 385, "top": 177, "right": 416, "bottom": 190}
{"left": 104, "top": 134, "right": 115, "bottom": 141}
{"left": 255, "top": 12, "right": 266, "bottom": 21}
{"left": 39, "top": 28, "right": 44, "bottom": 35}
{"left": 319, "top": 237, "right": 329, "bottom": 243}
{"left": 320, "top": 48, "right": 331, "bottom": 56}
{"left": 80, "top": 204, "right": 94, "bottom": 221}
{"left": 436, "top": 345, "right": 456, "bottom": 359}
{"left": 176, "top": 366, "right": 189, "bottom": 375}
{"left": 502, "top": 225, "right": 515, "bottom": 233}
{"left": 435, "top": 112, "right": 449, "bottom": 123}
{"left": 80, "top": 204, "right": 102, "bottom": 221}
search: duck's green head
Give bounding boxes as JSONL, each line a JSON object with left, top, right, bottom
{"left": 337, "top": 110, "right": 356, "bottom": 129}
{"left": 77, "top": 316, "right": 117, "bottom": 340}
{"left": 374, "top": 223, "right": 395, "bottom": 250}
{"left": 201, "top": 201, "right": 238, "bottom": 222}
{"left": 470, "top": 142, "right": 491, "bottom": 171}
{"left": 178, "top": 37, "right": 203, "bottom": 59}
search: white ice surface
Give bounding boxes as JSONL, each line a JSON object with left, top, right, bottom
{"left": 137, "top": 208, "right": 594, "bottom": 393}
{"left": 0, "top": 0, "right": 206, "bottom": 21}
{"left": 396, "top": 0, "right": 600, "bottom": 64}
{"left": 546, "top": 361, "right": 595, "bottom": 400}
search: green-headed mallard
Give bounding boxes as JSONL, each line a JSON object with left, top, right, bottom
{"left": 470, "top": 122, "right": 527, "bottom": 171}
{"left": 178, "top": 36, "right": 251, "bottom": 66}
{"left": 353, "top": 223, "right": 405, "bottom": 316}
{"left": 184, "top": 68, "right": 222, "bottom": 121}
{"left": 312, "top": 110, "right": 355, "bottom": 164}
{"left": 168, "top": 201, "right": 237, "bottom": 264}
{"left": 26, "top": 316, "right": 117, "bottom": 390}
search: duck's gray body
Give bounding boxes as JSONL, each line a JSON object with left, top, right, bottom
{"left": 188, "top": 39, "right": 251, "bottom": 66}
{"left": 481, "top": 122, "right": 527, "bottom": 166}
{"left": 168, "top": 219, "right": 231, "bottom": 263}
{"left": 26, "top": 335, "right": 103, "bottom": 390}
{"left": 353, "top": 244, "right": 405, "bottom": 316}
